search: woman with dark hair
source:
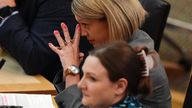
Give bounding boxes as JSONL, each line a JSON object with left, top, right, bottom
{"left": 54, "top": 41, "right": 152, "bottom": 108}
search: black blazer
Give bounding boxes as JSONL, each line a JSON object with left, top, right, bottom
{"left": 0, "top": 0, "right": 92, "bottom": 82}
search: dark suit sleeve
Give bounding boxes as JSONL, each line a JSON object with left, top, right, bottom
{"left": 55, "top": 85, "right": 87, "bottom": 108}
{"left": 0, "top": 0, "right": 77, "bottom": 81}
{"left": 53, "top": 70, "right": 65, "bottom": 92}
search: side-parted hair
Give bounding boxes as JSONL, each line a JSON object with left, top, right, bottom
{"left": 72, "top": 0, "right": 146, "bottom": 41}
{"left": 89, "top": 41, "right": 151, "bottom": 96}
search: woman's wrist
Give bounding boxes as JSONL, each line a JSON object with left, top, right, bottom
{"left": 65, "top": 74, "right": 80, "bottom": 88}
{"left": 63, "top": 65, "right": 80, "bottom": 88}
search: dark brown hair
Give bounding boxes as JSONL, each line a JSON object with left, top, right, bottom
{"left": 89, "top": 41, "right": 151, "bottom": 96}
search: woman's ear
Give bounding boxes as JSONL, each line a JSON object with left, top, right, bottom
{"left": 114, "top": 78, "right": 128, "bottom": 96}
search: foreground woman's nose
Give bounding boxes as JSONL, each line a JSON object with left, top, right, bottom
{"left": 77, "top": 78, "right": 86, "bottom": 90}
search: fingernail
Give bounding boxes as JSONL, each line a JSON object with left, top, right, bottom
{"left": 75, "top": 24, "right": 80, "bottom": 31}
{"left": 77, "top": 24, "right": 80, "bottom": 30}
{"left": 54, "top": 30, "right": 59, "bottom": 34}
{"left": 61, "top": 23, "right": 66, "bottom": 29}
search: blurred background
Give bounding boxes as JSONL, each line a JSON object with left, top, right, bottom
{"left": 160, "top": 0, "right": 192, "bottom": 107}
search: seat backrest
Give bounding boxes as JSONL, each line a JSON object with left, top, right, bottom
{"left": 183, "top": 71, "right": 192, "bottom": 108}
{"left": 139, "top": 0, "right": 171, "bottom": 52}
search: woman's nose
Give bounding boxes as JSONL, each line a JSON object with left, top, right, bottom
{"left": 77, "top": 78, "right": 86, "bottom": 89}
{"left": 81, "top": 28, "right": 88, "bottom": 37}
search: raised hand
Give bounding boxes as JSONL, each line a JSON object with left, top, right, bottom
{"left": 48, "top": 23, "right": 81, "bottom": 70}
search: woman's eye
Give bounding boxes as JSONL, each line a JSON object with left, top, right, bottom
{"left": 88, "top": 76, "right": 96, "bottom": 81}
{"left": 81, "top": 23, "right": 87, "bottom": 28}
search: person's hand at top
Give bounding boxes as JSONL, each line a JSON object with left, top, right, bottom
{"left": 0, "top": 0, "right": 16, "bottom": 8}
{"left": 48, "top": 23, "right": 82, "bottom": 71}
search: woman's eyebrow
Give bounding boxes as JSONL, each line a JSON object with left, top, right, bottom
{"left": 84, "top": 71, "right": 97, "bottom": 77}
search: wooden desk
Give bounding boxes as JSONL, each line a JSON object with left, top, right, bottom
{"left": 0, "top": 53, "right": 57, "bottom": 95}
{"left": 52, "top": 96, "right": 58, "bottom": 108}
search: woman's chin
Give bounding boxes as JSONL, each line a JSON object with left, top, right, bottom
{"left": 82, "top": 98, "right": 89, "bottom": 106}
{"left": 82, "top": 96, "right": 93, "bottom": 106}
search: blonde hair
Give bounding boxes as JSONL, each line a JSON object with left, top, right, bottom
{"left": 72, "top": 0, "right": 146, "bottom": 41}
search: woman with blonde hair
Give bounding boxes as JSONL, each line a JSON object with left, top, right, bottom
{"left": 49, "top": 0, "right": 171, "bottom": 107}
{"left": 72, "top": 0, "right": 146, "bottom": 42}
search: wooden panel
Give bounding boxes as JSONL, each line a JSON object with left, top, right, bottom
{"left": 0, "top": 53, "right": 56, "bottom": 95}
{"left": 171, "top": 90, "right": 185, "bottom": 108}
{"left": 163, "top": 60, "right": 185, "bottom": 80}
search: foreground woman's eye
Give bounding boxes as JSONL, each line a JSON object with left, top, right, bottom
{"left": 87, "top": 76, "right": 96, "bottom": 82}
